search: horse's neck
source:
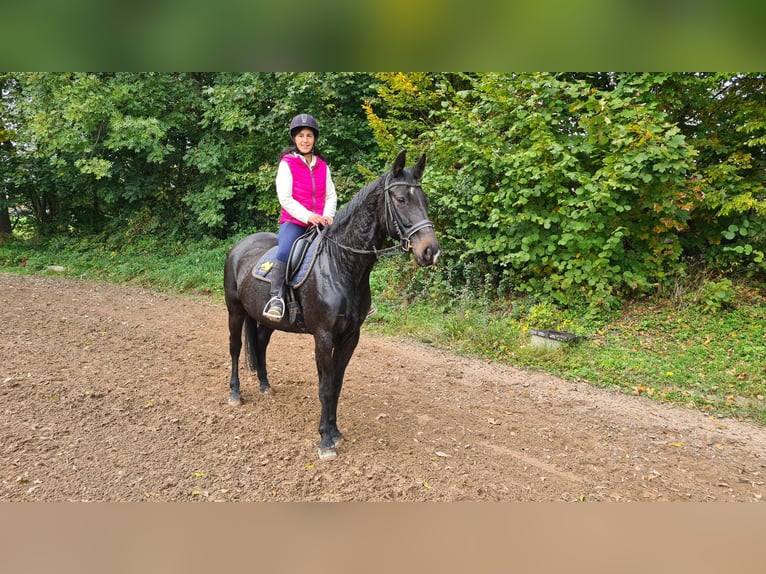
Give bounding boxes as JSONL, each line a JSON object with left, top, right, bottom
{"left": 330, "top": 188, "right": 387, "bottom": 253}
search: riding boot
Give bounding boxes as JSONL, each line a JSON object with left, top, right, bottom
{"left": 263, "top": 260, "right": 286, "bottom": 320}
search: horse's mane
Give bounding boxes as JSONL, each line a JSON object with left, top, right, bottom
{"left": 328, "top": 173, "right": 385, "bottom": 232}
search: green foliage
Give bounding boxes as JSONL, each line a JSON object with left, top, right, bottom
{"left": 0, "top": 231, "right": 227, "bottom": 297}
{"left": 650, "top": 73, "right": 766, "bottom": 275}
{"left": 423, "top": 73, "right": 701, "bottom": 306}
{"left": 5, "top": 72, "right": 210, "bottom": 235}
{"left": 361, "top": 72, "right": 765, "bottom": 306}
{"left": 363, "top": 72, "right": 451, "bottom": 159}
{"left": 2, "top": 71, "right": 765, "bottom": 309}
{"left": 694, "top": 278, "right": 737, "bottom": 314}
{"left": 187, "top": 72, "right": 383, "bottom": 233}
{"left": 525, "top": 300, "right": 563, "bottom": 331}
{"left": 3, "top": 72, "right": 382, "bottom": 238}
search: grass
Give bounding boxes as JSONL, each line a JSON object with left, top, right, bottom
{"left": 0, "top": 232, "right": 228, "bottom": 299}
{"left": 2, "top": 232, "right": 765, "bottom": 425}
{"left": 365, "top": 259, "right": 766, "bottom": 425}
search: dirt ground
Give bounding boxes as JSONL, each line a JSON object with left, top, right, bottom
{"left": 2, "top": 272, "right": 765, "bottom": 502}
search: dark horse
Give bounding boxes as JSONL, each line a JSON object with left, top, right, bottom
{"left": 224, "top": 150, "right": 441, "bottom": 459}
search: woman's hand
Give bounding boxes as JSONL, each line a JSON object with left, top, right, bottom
{"left": 308, "top": 214, "right": 333, "bottom": 226}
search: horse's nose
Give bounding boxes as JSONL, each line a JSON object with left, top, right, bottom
{"left": 422, "top": 244, "right": 441, "bottom": 267}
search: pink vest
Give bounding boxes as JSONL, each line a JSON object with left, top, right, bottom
{"left": 279, "top": 153, "right": 328, "bottom": 226}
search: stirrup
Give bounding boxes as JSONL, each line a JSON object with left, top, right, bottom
{"left": 263, "top": 296, "right": 285, "bottom": 320}
{"left": 366, "top": 304, "right": 378, "bottom": 319}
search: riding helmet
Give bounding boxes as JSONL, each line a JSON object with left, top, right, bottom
{"left": 289, "top": 113, "right": 320, "bottom": 140}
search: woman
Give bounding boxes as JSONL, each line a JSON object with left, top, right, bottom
{"left": 263, "top": 113, "right": 337, "bottom": 320}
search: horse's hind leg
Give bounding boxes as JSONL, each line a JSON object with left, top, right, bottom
{"left": 244, "top": 315, "right": 274, "bottom": 394}
{"left": 227, "top": 306, "right": 246, "bottom": 406}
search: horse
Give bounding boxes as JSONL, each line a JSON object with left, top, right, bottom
{"left": 223, "top": 150, "right": 441, "bottom": 459}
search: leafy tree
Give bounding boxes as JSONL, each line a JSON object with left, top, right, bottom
{"left": 424, "top": 73, "right": 699, "bottom": 306}
{"left": 1, "top": 74, "right": 16, "bottom": 236}
{"left": 188, "top": 72, "right": 382, "bottom": 234}
{"left": 3, "top": 72, "right": 764, "bottom": 308}
{"left": 651, "top": 73, "right": 766, "bottom": 273}
{"left": 9, "top": 72, "right": 213, "bottom": 235}
{"left": 5, "top": 72, "right": 382, "bottom": 238}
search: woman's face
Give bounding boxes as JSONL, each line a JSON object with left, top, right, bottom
{"left": 294, "top": 128, "right": 316, "bottom": 155}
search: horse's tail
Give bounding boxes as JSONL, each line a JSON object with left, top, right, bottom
{"left": 244, "top": 314, "right": 259, "bottom": 372}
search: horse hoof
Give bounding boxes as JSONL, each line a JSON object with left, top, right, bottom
{"left": 259, "top": 385, "right": 271, "bottom": 395}
{"left": 332, "top": 436, "right": 344, "bottom": 447}
{"left": 317, "top": 446, "right": 337, "bottom": 460}
{"left": 228, "top": 395, "right": 242, "bottom": 406}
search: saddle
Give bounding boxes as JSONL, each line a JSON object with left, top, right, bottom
{"left": 251, "top": 227, "right": 323, "bottom": 329}
{"left": 286, "top": 225, "right": 319, "bottom": 284}
{"left": 251, "top": 226, "right": 321, "bottom": 287}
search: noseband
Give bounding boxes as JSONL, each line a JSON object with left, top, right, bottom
{"left": 383, "top": 173, "right": 435, "bottom": 253}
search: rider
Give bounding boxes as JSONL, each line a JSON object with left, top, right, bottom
{"left": 263, "top": 113, "right": 337, "bottom": 321}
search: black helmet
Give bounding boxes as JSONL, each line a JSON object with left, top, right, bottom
{"left": 289, "top": 113, "right": 319, "bottom": 139}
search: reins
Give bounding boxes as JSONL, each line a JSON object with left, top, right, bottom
{"left": 322, "top": 173, "right": 435, "bottom": 259}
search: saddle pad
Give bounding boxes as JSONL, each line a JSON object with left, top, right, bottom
{"left": 251, "top": 239, "right": 320, "bottom": 288}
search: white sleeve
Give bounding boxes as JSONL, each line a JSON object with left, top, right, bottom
{"left": 276, "top": 160, "right": 312, "bottom": 224}
{"left": 323, "top": 167, "right": 337, "bottom": 218}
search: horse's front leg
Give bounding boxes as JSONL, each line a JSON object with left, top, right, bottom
{"left": 314, "top": 331, "right": 338, "bottom": 459}
{"left": 328, "top": 329, "right": 360, "bottom": 445}
{"left": 314, "top": 329, "right": 360, "bottom": 460}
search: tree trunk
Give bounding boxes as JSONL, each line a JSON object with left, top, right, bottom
{"left": 0, "top": 204, "right": 11, "bottom": 236}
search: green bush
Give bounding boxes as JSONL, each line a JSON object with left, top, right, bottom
{"left": 427, "top": 73, "right": 698, "bottom": 308}
{"left": 696, "top": 278, "right": 737, "bottom": 313}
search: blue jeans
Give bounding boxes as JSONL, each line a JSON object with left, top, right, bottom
{"left": 276, "top": 222, "right": 309, "bottom": 263}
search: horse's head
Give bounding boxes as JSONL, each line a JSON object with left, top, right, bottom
{"left": 384, "top": 150, "right": 441, "bottom": 267}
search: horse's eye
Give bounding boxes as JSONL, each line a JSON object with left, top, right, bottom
{"left": 395, "top": 194, "right": 406, "bottom": 204}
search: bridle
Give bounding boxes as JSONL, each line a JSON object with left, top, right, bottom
{"left": 323, "top": 173, "right": 435, "bottom": 258}
{"left": 383, "top": 174, "right": 435, "bottom": 252}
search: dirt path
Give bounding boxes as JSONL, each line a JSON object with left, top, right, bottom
{"left": 2, "top": 272, "right": 765, "bottom": 501}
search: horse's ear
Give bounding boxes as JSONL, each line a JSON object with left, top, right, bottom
{"left": 392, "top": 150, "right": 407, "bottom": 177}
{"left": 412, "top": 153, "right": 426, "bottom": 181}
